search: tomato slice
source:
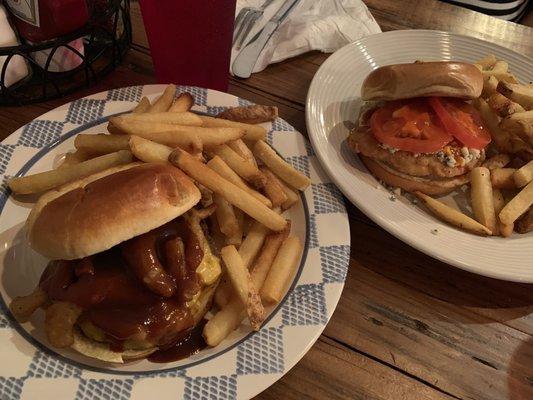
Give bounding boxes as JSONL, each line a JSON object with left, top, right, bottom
{"left": 428, "top": 97, "right": 491, "bottom": 149}
{"left": 370, "top": 99, "right": 453, "bottom": 153}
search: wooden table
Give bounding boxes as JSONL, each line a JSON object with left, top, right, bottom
{"left": 1, "top": 1, "right": 533, "bottom": 399}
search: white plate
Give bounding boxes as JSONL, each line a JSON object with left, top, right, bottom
{"left": 0, "top": 85, "right": 350, "bottom": 399}
{"left": 306, "top": 30, "right": 533, "bottom": 283}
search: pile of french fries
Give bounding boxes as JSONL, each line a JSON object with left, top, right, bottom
{"left": 8, "top": 84, "right": 310, "bottom": 347}
{"left": 474, "top": 53, "right": 533, "bottom": 160}
{"left": 414, "top": 55, "right": 533, "bottom": 237}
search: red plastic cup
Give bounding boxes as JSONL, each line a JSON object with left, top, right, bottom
{"left": 139, "top": 0, "right": 236, "bottom": 91}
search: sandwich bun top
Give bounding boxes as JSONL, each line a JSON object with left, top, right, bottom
{"left": 361, "top": 62, "right": 483, "bottom": 101}
{"left": 26, "top": 163, "right": 201, "bottom": 260}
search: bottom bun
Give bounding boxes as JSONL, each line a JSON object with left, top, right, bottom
{"left": 71, "top": 282, "right": 219, "bottom": 364}
{"left": 360, "top": 156, "right": 470, "bottom": 195}
{"left": 72, "top": 329, "right": 156, "bottom": 363}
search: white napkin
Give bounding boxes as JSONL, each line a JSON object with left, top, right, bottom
{"left": 0, "top": 5, "right": 28, "bottom": 88}
{"left": 231, "top": 0, "right": 381, "bottom": 75}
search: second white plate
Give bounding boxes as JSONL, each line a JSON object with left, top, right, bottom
{"left": 306, "top": 30, "right": 533, "bottom": 282}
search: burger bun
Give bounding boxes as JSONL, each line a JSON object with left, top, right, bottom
{"left": 26, "top": 163, "right": 201, "bottom": 260}
{"left": 361, "top": 62, "right": 483, "bottom": 101}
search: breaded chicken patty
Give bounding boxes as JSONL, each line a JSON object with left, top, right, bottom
{"left": 348, "top": 128, "right": 485, "bottom": 179}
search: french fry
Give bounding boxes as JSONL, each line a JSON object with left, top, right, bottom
{"left": 203, "top": 297, "right": 245, "bottom": 346}
{"left": 492, "top": 189, "right": 506, "bottom": 213}
{"left": 216, "top": 105, "right": 278, "bottom": 124}
{"left": 482, "top": 61, "right": 516, "bottom": 82}
{"left": 109, "top": 118, "right": 201, "bottom": 150}
{"left": 278, "top": 178, "right": 300, "bottom": 210}
{"left": 492, "top": 60, "right": 508, "bottom": 74}
{"left": 470, "top": 167, "right": 498, "bottom": 234}
{"left": 228, "top": 139, "right": 257, "bottom": 167}
{"left": 514, "top": 160, "right": 533, "bottom": 187}
{"left": 169, "top": 149, "right": 287, "bottom": 231}
{"left": 213, "top": 144, "right": 267, "bottom": 189}
{"left": 168, "top": 92, "right": 194, "bottom": 112}
{"left": 220, "top": 245, "right": 264, "bottom": 330}
{"left": 74, "top": 134, "right": 130, "bottom": 155}
{"left": 497, "top": 81, "right": 533, "bottom": 110}
{"left": 134, "top": 96, "right": 151, "bottom": 113}
{"left": 199, "top": 115, "right": 266, "bottom": 141}
{"left": 107, "top": 97, "right": 151, "bottom": 135}
{"left": 226, "top": 208, "right": 244, "bottom": 246}
{"left": 8, "top": 150, "right": 133, "bottom": 195}
{"left": 239, "top": 220, "right": 271, "bottom": 268}
{"left": 206, "top": 156, "right": 271, "bottom": 207}
{"left": 213, "top": 279, "right": 232, "bottom": 308}
{"left": 10, "top": 287, "right": 47, "bottom": 322}
{"left": 57, "top": 149, "right": 93, "bottom": 169}
{"left": 488, "top": 92, "right": 526, "bottom": 117}
{"left": 500, "top": 114, "right": 533, "bottom": 147}
{"left": 415, "top": 191, "right": 492, "bottom": 235}
{"left": 260, "top": 236, "right": 302, "bottom": 304}
{"left": 253, "top": 140, "right": 311, "bottom": 190}
{"left": 204, "top": 223, "right": 290, "bottom": 346}
{"left": 106, "top": 123, "right": 122, "bottom": 135}
{"left": 249, "top": 221, "right": 290, "bottom": 288}
{"left": 118, "top": 111, "right": 203, "bottom": 126}
{"left": 148, "top": 84, "right": 175, "bottom": 113}
{"left": 482, "top": 71, "right": 517, "bottom": 84}
{"left": 490, "top": 168, "right": 517, "bottom": 189}
{"left": 492, "top": 189, "right": 512, "bottom": 237}
{"left": 213, "top": 193, "right": 239, "bottom": 237}
{"left": 482, "top": 75, "right": 499, "bottom": 98}
{"left": 129, "top": 136, "right": 172, "bottom": 163}
{"left": 45, "top": 301, "right": 82, "bottom": 348}
{"left": 499, "top": 180, "right": 533, "bottom": 225}
{"left": 515, "top": 207, "right": 533, "bottom": 234}
{"left": 189, "top": 126, "right": 246, "bottom": 148}
{"left": 502, "top": 110, "right": 533, "bottom": 123}
{"left": 482, "top": 154, "right": 511, "bottom": 170}
{"left": 220, "top": 248, "right": 250, "bottom": 308}
{"left": 110, "top": 119, "right": 245, "bottom": 151}
{"left": 260, "top": 167, "right": 288, "bottom": 207}
{"left": 476, "top": 54, "right": 497, "bottom": 70}
{"left": 474, "top": 98, "right": 511, "bottom": 152}
{"left": 214, "top": 219, "right": 272, "bottom": 307}
{"left": 261, "top": 167, "right": 299, "bottom": 209}
{"left": 500, "top": 222, "right": 514, "bottom": 237}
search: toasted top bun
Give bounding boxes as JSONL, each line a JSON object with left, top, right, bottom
{"left": 361, "top": 62, "right": 483, "bottom": 101}
{"left": 27, "top": 163, "right": 201, "bottom": 260}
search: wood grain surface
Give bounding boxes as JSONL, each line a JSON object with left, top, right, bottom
{"left": 1, "top": 1, "right": 532, "bottom": 399}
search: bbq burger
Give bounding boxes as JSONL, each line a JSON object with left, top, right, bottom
{"left": 348, "top": 62, "right": 492, "bottom": 195}
{"left": 10, "top": 163, "right": 221, "bottom": 363}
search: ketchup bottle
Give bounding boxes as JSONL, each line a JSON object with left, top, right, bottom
{"left": 5, "top": 0, "right": 89, "bottom": 43}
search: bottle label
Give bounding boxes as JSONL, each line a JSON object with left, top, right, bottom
{"left": 5, "top": 0, "right": 40, "bottom": 27}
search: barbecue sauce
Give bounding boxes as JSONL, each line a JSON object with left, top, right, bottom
{"left": 39, "top": 217, "right": 206, "bottom": 356}
{"left": 148, "top": 319, "right": 207, "bottom": 363}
